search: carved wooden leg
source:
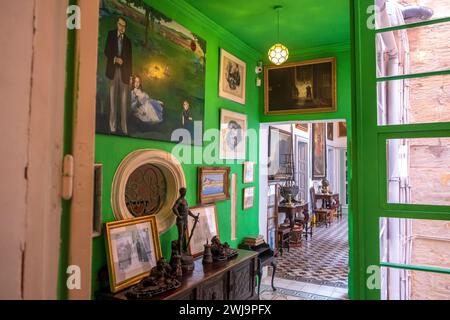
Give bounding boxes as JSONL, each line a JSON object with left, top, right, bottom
{"left": 271, "top": 261, "right": 277, "bottom": 291}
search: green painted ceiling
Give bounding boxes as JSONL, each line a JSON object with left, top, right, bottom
{"left": 184, "top": 0, "right": 351, "bottom": 56}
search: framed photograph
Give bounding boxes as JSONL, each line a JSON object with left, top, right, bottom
{"left": 327, "top": 123, "right": 334, "bottom": 141}
{"left": 243, "top": 162, "right": 255, "bottom": 184}
{"left": 312, "top": 123, "right": 327, "bottom": 180}
{"left": 198, "top": 167, "right": 231, "bottom": 204}
{"left": 338, "top": 122, "right": 347, "bottom": 137}
{"left": 187, "top": 204, "right": 219, "bottom": 257}
{"left": 104, "top": 216, "right": 162, "bottom": 293}
{"left": 295, "top": 123, "right": 308, "bottom": 132}
{"left": 243, "top": 187, "right": 255, "bottom": 210}
{"left": 220, "top": 109, "right": 247, "bottom": 160}
{"left": 219, "top": 49, "right": 246, "bottom": 104}
{"left": 95, "top": 1, "right": 207, "bottom": 145}
{"left": 268, "top": 127, "right": 293, "bottom": 180}
{"left": 264, "top": 57, "right": 336, "bottom": 115}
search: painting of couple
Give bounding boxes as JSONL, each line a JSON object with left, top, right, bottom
{"left": 95, "top": 0, "right": 206, "bottom": 145}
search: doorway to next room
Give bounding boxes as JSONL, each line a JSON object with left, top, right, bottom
{"left": 259, "top": 121, "right": 349, "bottom": 300}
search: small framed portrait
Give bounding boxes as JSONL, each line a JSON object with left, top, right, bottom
{"left": 243, "top": 187, "right": 255, "bottom": 210}
{"left": 104, "top": 216, "right": 162, "bottom": 293}
{"left": 338, "top": 122, "right": 347, "bottom": 137}
{"left": 312, "top": 123, "right": 327, "bottom": 180}
{"left": 243, "top": 162, "right": 255, "bottom": 184}
{"left": 265, "top": 57, "right": 336, "bottom": 115}
{"left": 219, "top": 49, "right": 246, "bottom": 104}
{"left": 187, "top": 204, "right": 219, "bottom": 257}
{"left": 327, "top": 123, "right": 334, "bottom": 141}
{"left": 198, "top": 167, "right": 231, "bottom": 204}
{"left": 220, "top": 109, "right": 247, "bottom": 160}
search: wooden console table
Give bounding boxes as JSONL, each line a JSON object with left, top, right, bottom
{"left": 112, "top": 249, "right": 258, "bottom": 301}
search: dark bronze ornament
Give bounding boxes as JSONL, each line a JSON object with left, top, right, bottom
{"left": 125, "top": 164, "right": 166, "bottom": 217}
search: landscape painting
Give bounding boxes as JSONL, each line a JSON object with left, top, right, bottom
{"left": 198, "top": 167, "right": 230, "bottom": 204}
{"left": 96, "top": 0, "right": 206, "bottom": 145}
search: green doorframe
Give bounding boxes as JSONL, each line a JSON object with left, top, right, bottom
{"left": 353, "top": 0, "right": 450, "bottom": 300}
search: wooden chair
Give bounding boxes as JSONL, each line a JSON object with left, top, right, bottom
{"left": 310, "top": 187, "right": 332, "bottom": 228}
{"left": 294, "top": 208, "right": 314, "bottom": 240}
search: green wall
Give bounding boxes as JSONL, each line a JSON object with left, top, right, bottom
{"left": 91, "top": 0, "right": 261, "bottom": 296}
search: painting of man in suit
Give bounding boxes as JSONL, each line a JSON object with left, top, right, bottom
{"left": 104, "top": 16, "right": 132, "bottom": 134}
{"left": 95, "top": 0, "right": 206, "bottom": 145}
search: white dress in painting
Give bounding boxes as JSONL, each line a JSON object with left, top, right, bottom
{"left": 131, "top": 88, "right": 164, "bottom": 124}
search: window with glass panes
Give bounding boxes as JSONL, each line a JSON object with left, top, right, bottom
{"left": 355, "top": 0, "right": 450, "bottom": 300}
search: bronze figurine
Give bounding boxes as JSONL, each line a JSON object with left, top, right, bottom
{"left": 172, "top": 187, "right": 199, "bottom": 272}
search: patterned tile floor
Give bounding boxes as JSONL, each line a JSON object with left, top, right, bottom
{"left": 259, "top": 279, "right": 348, "bottom": 300}
{"left": 261, "top": 218, "right": 349, "bottom": 300}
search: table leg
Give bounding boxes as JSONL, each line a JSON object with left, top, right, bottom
{"left": 257, "top": 261, "right": 262, "bottom": 298}
{"left": 270, "top": 261, "right": 277, "bottom": 291}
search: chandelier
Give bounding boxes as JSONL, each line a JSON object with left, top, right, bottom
{"left": 268, "top": 5, "right": 289, "bottom": 65}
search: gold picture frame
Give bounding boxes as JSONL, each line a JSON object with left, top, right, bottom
{"left": 104, "top": 215, "right": 162, "bottom": 293}
{"left": 198, "top": 167, "right": 231, "bottom": 204}
{"left": 187, "top": 204, "right": 219, "bottom": 258}
{"left": 264, "top": 57, "right": 337, "bottom": 115}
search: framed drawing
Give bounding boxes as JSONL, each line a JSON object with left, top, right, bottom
{"left": 220, "top": 109, "right": 247, "bottom": 160}
{"left": 104, "top": 215, "right": 162, "bottom": 293}
{"left": 268, "top": 127, "right": 293, "bottom": 181}
{"left": 219, "top": 49, "right": 246, "bottom": 104}
{"left": 187, "top": 204, "right": 219, "bottom": 257}
{"left": 264, "top": 57, "right": 336, "bottom": 115}
{"left": 198, "top": 167, "right": 230, "bottom": 204}
{"left": 312, "top": 123, "right": 327, "bottom": 180}
{"left": 243, "top": 187, "right": 255, "bottom": 210}
{"left": 243, "top": 162, "right": 255, "bottom": 184}
{"left": 338, "top": 122, "right": 347, "bottom": 137}
{"left": 95, "top": 0, "right": 206, "bottom": 145}
{"left": 327, "top": 123, "right": 334, "bottom": 141}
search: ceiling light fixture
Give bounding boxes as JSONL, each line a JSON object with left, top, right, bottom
{"left": 268, "top": 5, "right": 289, "bottom": 65}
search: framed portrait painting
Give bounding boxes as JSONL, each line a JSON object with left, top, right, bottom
{"left": 243, "top": 187, "right": 255, "bottom": 210}
{"left": 104, "top": 216, "right": 162, "bottom": 293}
{"left": 95, "top": 1, "right": 206, "bottom": 145}
{"left": 338, "top": 122, "right": 347, "bottom": 137}
{"left": 198, "top": 167, "right": 230, "bottom": 204}
{"left": 265, "top": 57, "right": 336, "bottom": 115}
{"left": 219, "top": 49, "right": 246, "bottom": 104}
{"left": 243, "top": 162, "right": 255, "bottom": 184}
{"left": 187, "top": 204, "right": 219, "bottom": 257}
{"left": 327, "top": 123, "right": 334, "bottom": 141}
{"left": 220, "top": 109, "right": 247, "bottom": 160}
{"left": 312, "top": 123, "right": 327, "bottom": 180}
